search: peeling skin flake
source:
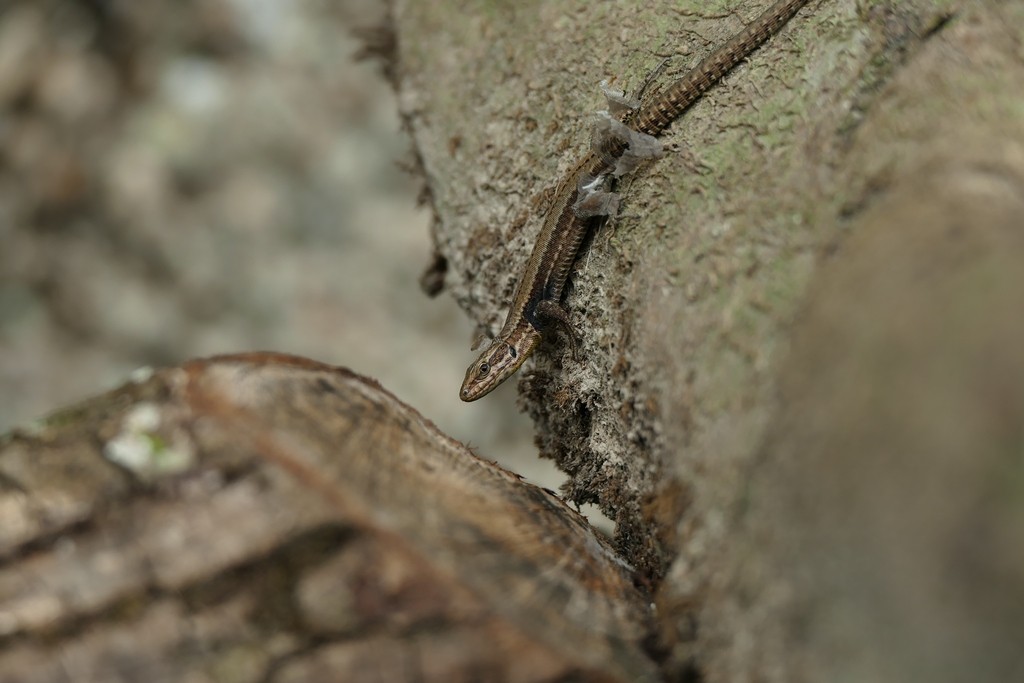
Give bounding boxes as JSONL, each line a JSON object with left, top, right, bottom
{"left": 591, "top": 111, "right": 663, "bottom": 177}
{"left": 571, "top": 109, "right": 663, "bottom": 219}
{"left": 572, "top": 173, "right": 614, "bottom": 217}
{"left": 599, "top": 79, "right": 640, "bottom": 116}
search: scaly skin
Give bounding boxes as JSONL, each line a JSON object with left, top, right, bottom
{"left": 460, "top": 0, "right": 813, "bottom": 401}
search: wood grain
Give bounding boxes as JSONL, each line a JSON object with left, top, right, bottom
{"left": 0, "top": 353, "right": 659, "bottom": 683}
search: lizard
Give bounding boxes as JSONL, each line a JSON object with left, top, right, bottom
{"left": 460, "top": 0, "right": 813, "bottom": 402}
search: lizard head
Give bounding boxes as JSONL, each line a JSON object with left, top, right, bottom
{"left": 459, "top": 330, "right": 538, "bottom": 401}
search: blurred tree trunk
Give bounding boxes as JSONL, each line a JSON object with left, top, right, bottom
{"left": 393, "top": 0, "right": 1024, "bottom": 680}
{"left": 3, "top": 2, "right": 1024, "bottom": 683}
{"left": 0, "top": 354, "right": 660, "bottom": 683}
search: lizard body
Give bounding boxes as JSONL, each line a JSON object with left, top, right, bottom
{"left": 460, "top": 0, "right": 812, "bottom": 401}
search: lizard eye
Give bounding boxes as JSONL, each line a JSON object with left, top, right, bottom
{"left": 508, "top": 347, "right": 517, "bottom": 359}
{"left": 478, "top": 362, "right": 490, "bottom": 377}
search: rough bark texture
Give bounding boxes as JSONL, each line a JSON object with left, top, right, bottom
{"left": 4, "top": 1, "right": 1024, "bottom": 682}
{"left": 393, "top": 0, "right": 1024, "bottom": 680}
{"left": 725, "top": 142, "right": 1024, "bottom": 683}
{"left": 394, "top": 0, "right": 864, "bottom": 571}
{"left": 0, "top": 0, "right": 554, "bottom": 491}
{"left": 0, "top": 354, "right": 659, "bottom": 683}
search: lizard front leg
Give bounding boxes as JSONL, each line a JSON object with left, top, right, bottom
{"left": 535, "top": 299, "right": 583, "bottom": 360}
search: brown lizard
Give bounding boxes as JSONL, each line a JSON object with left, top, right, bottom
{"left": 460, "top": 0, "right": 813, "bottom": 401}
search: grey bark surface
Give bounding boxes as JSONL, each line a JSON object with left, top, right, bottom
{"left": 0, "top": 354, "right": 659, "bottom": 683}
{"left": 2, "top": 1, "right": 1023, "bottom": 682}
{"left": 394, "top": 0, "right": 863, "bottom": 568}
{"left": 393, "top": 0, "right": 1024, "bottom": 680}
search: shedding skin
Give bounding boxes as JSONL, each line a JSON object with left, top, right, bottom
{"left": 460, "top": 0, "right": 813, "bottom": 401}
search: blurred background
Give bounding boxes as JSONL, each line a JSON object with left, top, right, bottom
{"left": 0, "top": 0, "right": 561, "bottom": 488}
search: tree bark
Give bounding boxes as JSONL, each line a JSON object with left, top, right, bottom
{"left": 0, "top": 354, "right": 659, "bottom": 683}
{"left": 392, "top": 0, "right": 1024, "bottom": 680}
{"left": 4, "top": 2, "right": 1024, "bottom": 682}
